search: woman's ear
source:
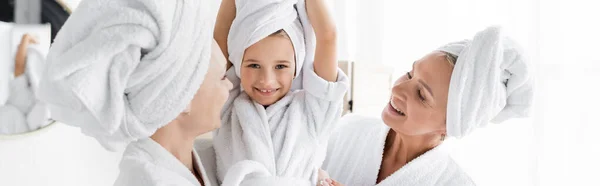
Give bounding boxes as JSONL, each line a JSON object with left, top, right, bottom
{"left": 182, "top": 104, "right": 191, "bottom": 115}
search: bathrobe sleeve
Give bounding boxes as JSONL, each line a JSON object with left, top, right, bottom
{"left": 7, "top": 75, "right": 50, "bottom": 131}
{"left": 302, "top": 65, "right": 349, "bottom": 138}
{"left": 7, "top": 75, "right": 35, "bottom": 114}
{"left": 1, "top": 74, "right": 49, "bottom": 134}
{"left": 0, "top": 105, "right": 28, "bottom": 135}
{"left": 222, "top": 68, "right": 241, "bottom": 116}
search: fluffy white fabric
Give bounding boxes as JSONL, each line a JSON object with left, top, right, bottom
{"left": 114, "top": 138, "right": 213, "bottom": 186}
{"left": 37, "top": 0, "right": 215, "bottom": 151}
{"left": 0, "top": 75, "right": 50, "bottom": 135}
{"left": 213, "top": 66, "right": 349, "bottom": 185}
{"left": 438, "top": 26, "right": 534, "bottom": 138}
{"left": 323, "top": 114, "right": 476, "bottom": 186}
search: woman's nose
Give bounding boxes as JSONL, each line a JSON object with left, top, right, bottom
{"left": 391, "top": 81, "right": 410, "bottom": 102}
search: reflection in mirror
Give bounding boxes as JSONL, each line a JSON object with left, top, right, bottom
{"left": 1, "top": 0, "right": 70, "bottom": 136}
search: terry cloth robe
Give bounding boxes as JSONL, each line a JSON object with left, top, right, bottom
{"left": 322, "top": 114, "right": 476, "bottom": 186}
{"left": 114, "top": 138, "right": 215, "bottom": 186}
{"left": 0, "top": 75, "right": 50, "bottom": 135}
{"left": 213, "top": 66, "right": 349, "bottom": 185}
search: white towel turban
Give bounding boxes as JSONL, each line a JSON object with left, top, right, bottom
{"left": 437, "top": 26, "right": 534, "bottom": 138}
{"left": 38, "top": 0, "right": 215, "bottom": 151}
{"left": 227, "top": 0, "right": 315, "bottom": 90}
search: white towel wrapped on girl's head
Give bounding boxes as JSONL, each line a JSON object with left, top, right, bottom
{"left": 227, "top": 0, "right": 315, "bottom": 90}
{"left": 438, "top": 26, "right": 534, "bottom": 138}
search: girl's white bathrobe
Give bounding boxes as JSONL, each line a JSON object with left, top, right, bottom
{"left": 213, "top": 67, "right": 349, "bottom": 185}
{"left": 322, "top": 114, "right": 476, "bottom": 186}
{"left": 114, "top": 138, "right": 218, "bottom": 186}
{"left": 0, "top": 50, "right": 50, "bottom": 135}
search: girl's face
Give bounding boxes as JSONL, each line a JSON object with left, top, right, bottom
{"left": 240, "top": 35, "right": 296, "bottom": 106}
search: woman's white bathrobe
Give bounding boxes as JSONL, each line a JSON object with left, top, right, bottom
{"left": 114, "top": 138, "right": 217, "bottom": 186}
{"left": 322, "top": 114, "right": 476, "bottom": 186}
{"left": 213, "top": 66, "right": 349, "bottom": 185}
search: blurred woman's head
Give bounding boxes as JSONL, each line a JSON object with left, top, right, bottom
{"left": 173, "top": 41, "right": 233, "bottom": 136}
{"left": 382, "top": 51, "right": 457, "bottom": 141}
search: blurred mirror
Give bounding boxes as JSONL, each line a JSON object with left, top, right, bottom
{"left": 0, "top": 0, "right": 70, "bottom": 136}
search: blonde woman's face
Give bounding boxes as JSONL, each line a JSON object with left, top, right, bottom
{"left": 382, "top": 52, "right": 454, "bottom": 136}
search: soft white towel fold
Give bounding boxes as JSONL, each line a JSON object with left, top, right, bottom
{"left": 437, "top": 26, "right": 534, "bottom": 138}
{"left": 114, "top": 138, "right": 213, "bottom": 186}
{"left": 227, "top": 0, "right": 315, "bottom": 90}
{"left": 26, "top": 102, "right": 50, "bottom": 131}
{"left": 1, "top": 74, "right": 49, "bottom": 134}
{"left": 25, "top": 46, "right": 47, "bottom": 95}
{"left": 7, "top": 76, "right": 35, "bottom": 115}
{"left": 37, "top": 0, "right": 215, "bottom": 151}
{"left": 0, "top": 105, "right": 28, "bottom": 135}
{"left": 221, "top": 160, "right": 311, "bottom": 186}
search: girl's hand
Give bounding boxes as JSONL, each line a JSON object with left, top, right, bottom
{"left": 318, "top": 169, "right": 345, "bottom": 186}
{"left": 330, "top": 179, "right": 345, "bottom": 186}
{"left": 318, "top": 169, "right": 332, "bottom": 185}
{"left": 20, "top": 33, "right": 39, "bottom": 46}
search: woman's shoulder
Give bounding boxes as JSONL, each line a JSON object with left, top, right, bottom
{"left": 114, "top": 155, "right": 158, "bottom": 186}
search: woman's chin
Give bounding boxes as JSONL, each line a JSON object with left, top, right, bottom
{"left": 381, "top": 111, "right": 393, "bottom": 126}
{"left": 381, "top": 108, "right": 403, "bottom": 128}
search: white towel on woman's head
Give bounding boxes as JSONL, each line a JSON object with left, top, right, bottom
{"left": 437, "top": 26, "right": 534, "bottom": 138}
{"left": 37, "top": 0, "right": 215, "bottom": 151}
{"left": 227, "top": 0, "right": 315, "bottom": 90}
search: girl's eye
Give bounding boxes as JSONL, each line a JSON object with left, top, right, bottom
{"left": 247, "top": 64, "right": 260, "bottom": 69}
{"left": 275, "top": 65, "right": 288, "bottom": 69}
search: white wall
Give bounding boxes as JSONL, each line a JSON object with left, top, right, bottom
{"left": 0, "top": 123, "right": 123, "bottom": 186}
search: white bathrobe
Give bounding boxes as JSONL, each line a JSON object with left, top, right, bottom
{"left": 213, "top": 66, "right": 349, "bottom": 185}
{"left": 0, "top": 46, "right": 50, "bottom": 135}
{"left": 114, "top": 138, "right": 216, "bottom": 186}
{"left": 322, "top": 114, "right": 476, "bottom": 186}
{"left": 0, "top": 75, "right": 50, "bottom": 135}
